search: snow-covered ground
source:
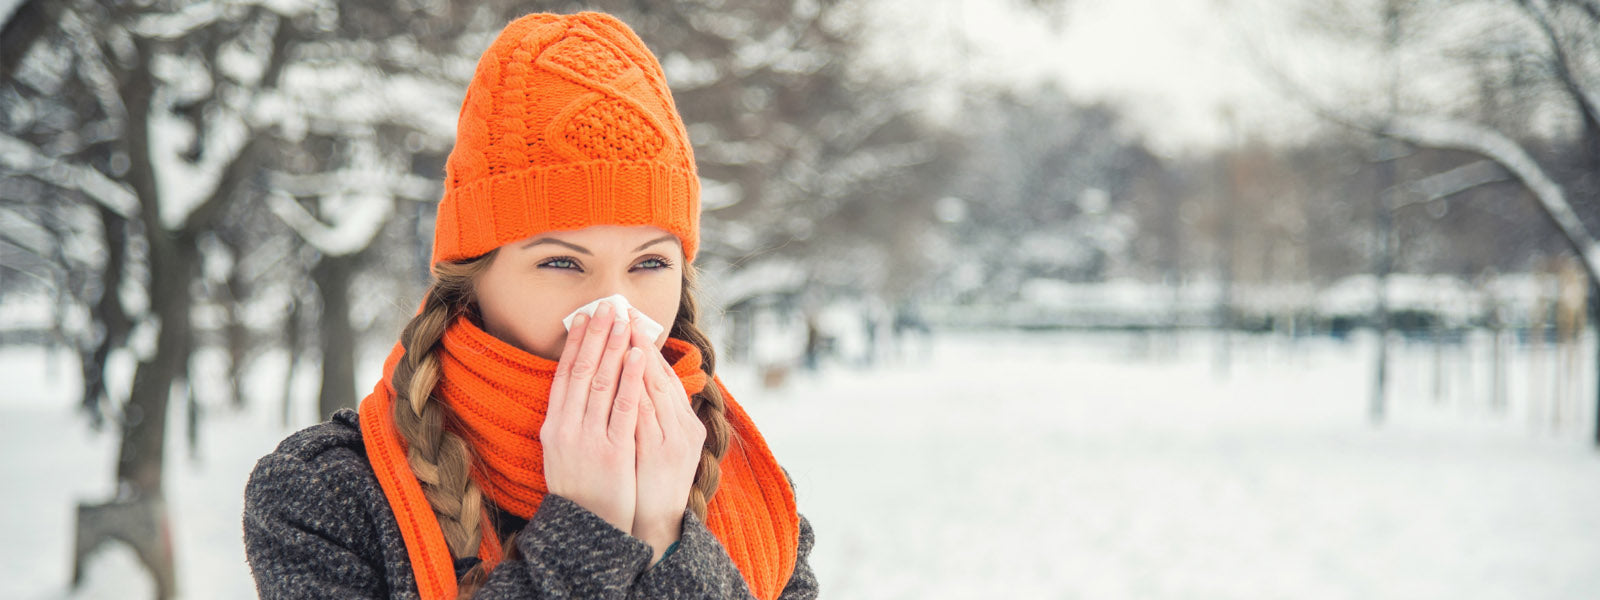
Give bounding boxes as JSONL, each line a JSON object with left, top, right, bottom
{"left": 4, "top": 329, "right": 1599, "bottom": 599}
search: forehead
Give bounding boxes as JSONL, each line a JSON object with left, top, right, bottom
{"left": 514, "top": 225, "right": 681, "bottom": 253}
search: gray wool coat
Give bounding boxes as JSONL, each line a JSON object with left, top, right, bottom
{"left": 242, "top": 409, "right": 818, "bottom": 599}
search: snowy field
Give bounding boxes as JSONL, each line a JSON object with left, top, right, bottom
{"left": 4, "top": 329, "right": 1600, "bottom": 599}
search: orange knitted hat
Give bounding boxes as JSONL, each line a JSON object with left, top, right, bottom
{"left": 431, "top": 11, "right": 701, "bottom": 265}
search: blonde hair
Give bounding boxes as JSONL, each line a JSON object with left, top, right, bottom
{"left": 385, "top": 250, "right": 729, "bottom": 596}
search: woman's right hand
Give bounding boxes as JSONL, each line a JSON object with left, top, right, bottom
{"left": 542, "top": 301, "right": 644, "bottom": 534}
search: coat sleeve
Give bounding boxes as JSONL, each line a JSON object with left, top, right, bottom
{"left": 243, "top": 445, "right": 657, "bottom": 599}
{"left": 469, "top": 494, "right": 654, "bottom": 599}
{"left": 627, "top": 466, "right": 818, "bottom": 599}
{"left": 625, "top": 511, "right": 818, "bottom": 599}
{"left": 243, "top": 450, "right": 392, "bottom": 599}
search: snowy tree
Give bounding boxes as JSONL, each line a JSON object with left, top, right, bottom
{"left": 0, "top": 0, "right": 507, "bottom": 593}
{"left": 937, "top": 86, "right": 1155, "bottom": 303}
{"left": 1265, "top": 0, "right": 1600, "bottom": 435}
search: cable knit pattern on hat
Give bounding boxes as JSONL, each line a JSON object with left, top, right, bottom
{"left": 432, "top": 12, "right": 701, "bottom": 265}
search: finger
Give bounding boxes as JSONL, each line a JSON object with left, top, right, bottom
{"left": 582, "top": 303, "right": 633, "bottom": 430}
{"left": 609, "top": 347, "right": 646, "bottom": 443}
{"left": 628, "top": 308, "right": 657, "bottom": 350}
{"left": 547, "top": 313, "right": 589, "bottom": 423}
{"left": 567, "top": 303, "right": 617, "bottom": 428}
{"left": 637, "top": 387, "right": 663, "bottom": 446}
{"left": 617, "top": 347, "right": 659, "bottom": 444}
{"left": 644, "top": 348, "right": 688, "bottom": 430}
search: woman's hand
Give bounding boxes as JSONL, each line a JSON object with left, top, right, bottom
{"left": 542, "top": 302, "right": 642, "bottom": 534}
{"left": 627, "top": 308, "right": 708, "bottom": 563}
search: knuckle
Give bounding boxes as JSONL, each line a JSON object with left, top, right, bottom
{"left": 541, "top": 428, "right": 567, "bottom": 448}
{"left": 589, "top": 376, "right": 613, "bottom": 394}
{"left": 649, "top": 378, "right": 675, "bottom": 396}
{"left": 607, "top": 330, "right": 629, "bottom": 348}
{"left": 612, "top": 391, "right": 636, "bottom": 412}
{"left": 568, "top": 358, "right": 597, "bottom": 378}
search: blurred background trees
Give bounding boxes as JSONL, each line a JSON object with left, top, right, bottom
{"left": 3, "top": 0, "right": 1598, "bottom": 595}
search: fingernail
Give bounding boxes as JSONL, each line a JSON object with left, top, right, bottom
{"left": 596, "top": 302, "right": 613, "bottom": 318}
{"left": 573, "top": 314, "right": 588, "bottom": 329}
{"left": 626, "top": 347, "right": 641, "bottom": 364}
{"left": 613, "top": 318, "right": 629, "bottom": 336}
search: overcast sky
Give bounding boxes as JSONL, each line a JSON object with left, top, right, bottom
{"left": 861, "top": 0, "right": 1376, "bottom": 155}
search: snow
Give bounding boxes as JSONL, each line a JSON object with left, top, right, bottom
{"left": 4, "top": 328, "right": 1600, "bottom": 599}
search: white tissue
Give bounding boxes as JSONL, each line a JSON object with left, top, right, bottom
{"left": 561, "top": 294, "right": 666, "bottom": 342}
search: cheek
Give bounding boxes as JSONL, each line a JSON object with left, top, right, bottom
{"left": 479, "top": 278, "right": 573, "bottom": 360}
{"left": 519, "top": 315, "right": 571, "bottom": 361}
{"left": 636, "top": 279, "right": 682, "bottom": 347}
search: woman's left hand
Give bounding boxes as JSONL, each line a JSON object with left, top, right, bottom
{"left": 627, "top": 309, "right": 707, "bottom": 564}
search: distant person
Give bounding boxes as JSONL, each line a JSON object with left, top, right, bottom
{"left": 893, "top": 301, "right": 932, "bottom": 362}
{"left": 803, "top": 315, "right": 823, "bottom": 371}
{"left": 242, "top": 12, "right": 814, "bottom": 599}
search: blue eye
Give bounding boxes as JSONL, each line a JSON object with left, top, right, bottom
{"left": 634, "top": 257, "right": 673, "bottom": 271}
{"left": 539, "top": 257, "right": 580, "bottom": 270}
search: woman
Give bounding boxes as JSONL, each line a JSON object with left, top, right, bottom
{"left": 243, "top": 11, "right": 816, "bottom": 599}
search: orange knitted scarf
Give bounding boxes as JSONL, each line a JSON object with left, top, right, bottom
{"left": 357, "top": 315, "right": 799, "bottom": 599}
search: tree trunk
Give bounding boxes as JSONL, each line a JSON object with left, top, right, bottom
{"left": 223, "top": 260, "right": 250, "bottom": 410}
{"left": 282, "top": 296, "right": 301, "bottom": 427}
{"left": 73, "top": 40, "right": 180, "bottom": 596}
{"left": 116, "top": 229, "right": 196, "bottom": 497}
{"left": 314, "top": 253, "right": 358, "bottom": 418}
{"left": 79, "top": 229, "right": 192, "bottom": 599}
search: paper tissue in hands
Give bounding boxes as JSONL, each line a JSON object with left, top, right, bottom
{"left": 561, "top": 294, "right": 666, "bottom": 342}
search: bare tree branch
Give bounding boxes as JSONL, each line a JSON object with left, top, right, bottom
{"left": 1519, "top": 0, "right": 1600, "bottom": 152}
{"left": 59, "top": 6, "right": 128, "bottom": 126}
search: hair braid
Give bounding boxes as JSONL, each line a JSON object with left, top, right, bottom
{"left": 671, "top": 264, "right": 732, "bottom": 521}
{"left": 387, "top": 255, "right": 497, "bottom": 569}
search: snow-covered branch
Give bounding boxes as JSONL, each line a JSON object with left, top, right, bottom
{"left": 1381, "top": 116, "right": 1600, "bottom": 280}
{"left": 1250, "top": 29, "right": 1600, "bottom": 280}
{"left": 148, "top": 97, "right": 251, "bottom": 230}
{"left": 59, "top": 8, "right": 128, "bottom": 126}
{"left": 266, "top": 190, "right": 392, "bottom": 257}
{"left": 264, "top": 136, "right": 421, "bottom": 256}
{"left": 1391, "top": 159, "right": 1510, "bottom": 209}
{"left": 0, "top": 133, "right": 137, "bottom": 218}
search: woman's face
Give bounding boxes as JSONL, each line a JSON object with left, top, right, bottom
{"left": 475, "top": 225, "right": 684, "bottom": 361}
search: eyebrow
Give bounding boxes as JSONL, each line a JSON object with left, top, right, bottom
{"left": 522, "top": 238, "right": 591, "bottom": 255}
{"left": 632, "top": 234, "right": 678, "bottom": 253}
{"left": 520, "top": 234, "right": 679, "bottom": 254}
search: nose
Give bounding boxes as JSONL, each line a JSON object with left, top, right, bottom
{"left": 588, "top": 269, "right": 636, "bottom": 302}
